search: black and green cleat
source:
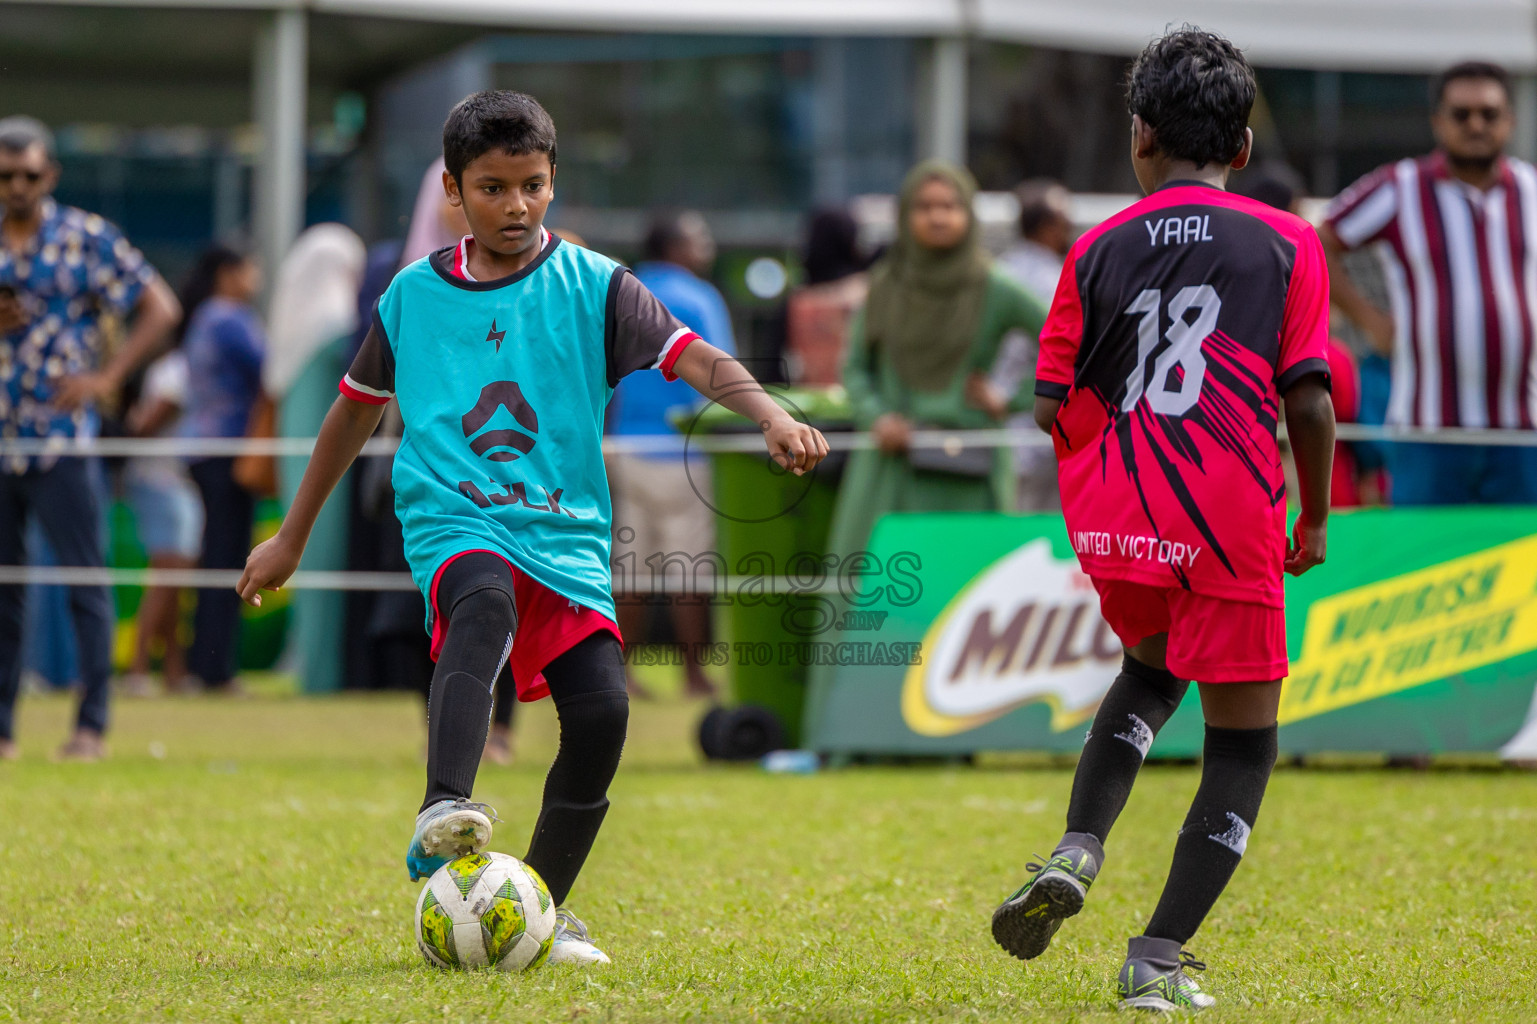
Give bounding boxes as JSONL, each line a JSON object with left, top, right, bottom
{"left": 990, "top": 836, "right": 1101, "bottom": 961}
{"left": 1117, "top": 937, "right": 1216, "bottom": 1013}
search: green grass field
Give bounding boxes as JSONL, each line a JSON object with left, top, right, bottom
{"left": 2, "top": 673, "right": 1535, "bottom": 1024}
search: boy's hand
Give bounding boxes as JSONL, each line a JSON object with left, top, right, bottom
{"left": 762, "top": 413, "right": 829, "bottom": 476}
{"left": 237, "top": 532, "right": 304, "bottom": 607}
{"left": 1284, "top": 517, "right": 1326, "bottom": 576}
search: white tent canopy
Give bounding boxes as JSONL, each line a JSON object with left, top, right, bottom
{"left": 15, "top": 0, "right": 1534, "bottom": 285}
{"left": 976, "top": 0, "right": 1537, "bottom": 73}
{"left": 17, "top": 0, "right": 1537, "bottom": 71}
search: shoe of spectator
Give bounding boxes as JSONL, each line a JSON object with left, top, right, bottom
{"left": 0, "top": 738, "right": 17, "bottom": 761}
{"left": 203, "top": 679, "right": 250, "bottom": 698}
{"left": 483, "top": 724, "right": 515, "bottom": 766}
{"left": 117, "top": 673, "right": 159, "bottom": 698}
{"left": 54, "top": 729, "right": 105, "bottom": 763}
{"left": 172, "top": 676, "right": 207, "bottom": 696}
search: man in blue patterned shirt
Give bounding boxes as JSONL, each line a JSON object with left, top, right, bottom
{"left": 0, "top": 116, "right": 181, "bottom": 761}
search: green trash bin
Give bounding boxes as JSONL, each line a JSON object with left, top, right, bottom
{"left": 679, "top": 385, "right": 850, "bottom": 754}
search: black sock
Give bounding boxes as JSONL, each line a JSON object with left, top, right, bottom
{"left": 1064, "top": 654, "right": 1190, "bottom": 844}
{"left": 1144, "top": 724, "right": 1278, "bottom": 945}
{"left": 524, "top": 634, "right": 629, "bottom": 907}
{"left": 420, "top": 559, "right": 518, "bottom": 813}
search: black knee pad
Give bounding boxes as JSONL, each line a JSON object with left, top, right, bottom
{"left": 447, "top": 583, "right": 517, "bottom": 636}
{"left": 1121, "top": 653, "right": 1187, "bottom": 706}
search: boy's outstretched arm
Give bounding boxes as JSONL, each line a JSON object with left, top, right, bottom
{"left": 671, "top": 340, "right": 829, "bottom": 476}
{"left": 1282, "top": 374, "right": 1334, "bottom": 576}
{"left": 236, "top": 396, "right": 385, "bottom": 605}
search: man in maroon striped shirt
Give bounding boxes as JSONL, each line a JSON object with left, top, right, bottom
{"left": 1323, "top": 61, "right": 1537, "bottom": 505}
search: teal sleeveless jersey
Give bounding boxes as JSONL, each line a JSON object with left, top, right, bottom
{"left": 371, "top": 238, "right": 654, "bottom": 624}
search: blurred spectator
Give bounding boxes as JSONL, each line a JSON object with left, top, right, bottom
{"left": 401, "top": 157, "right": 469, "bottom": 266}
{"left": 993, "top": 178, "right": 1073, "bottom": 510}
{"left": 1355, "top": 352, "right": 1393, "bottom": 503}
{"left": 999, "top": 178, "right": 1073, "bottom": 296}
{"left": 784, "top": 208, "right": 870, "bottom": 384}
{"left": 608, "top": 210, "right": 735, "bottom": 698}
{"left": 121, "top": 345, "right": 202, "bottom": 695}
{"left": 180, "top": 245, "right": 265, "bottom": 694}
{"left": 1323, "top": 61, "right": 1537, "bottom": 504}
{"left": 0, "top": 115, "right": 180, "bottom": 760}
{"left": 1247, "top": 162, "right": 1368, "bottom": 508}
{"left": 825, "top": 161, "right": 1047, "bottom": 563}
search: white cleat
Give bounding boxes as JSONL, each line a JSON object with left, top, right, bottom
{"left": 546, "top": 907, "right": 611, "bottom": 966}
{"left": 406, "top": 798, "right": 496, "bottom": 881}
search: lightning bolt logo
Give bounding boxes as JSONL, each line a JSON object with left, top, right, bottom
{"left": 485, "top": 319, "right": 506, "bottom": 352}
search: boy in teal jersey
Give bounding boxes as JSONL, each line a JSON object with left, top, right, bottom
{"left": 238, "top": 91, "right": 828, "bottom": 965}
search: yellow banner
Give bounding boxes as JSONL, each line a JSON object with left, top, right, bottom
{"left": 1279, "top": 534, "right": 1537, "bottom": 724}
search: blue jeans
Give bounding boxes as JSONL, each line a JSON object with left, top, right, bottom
{"left": 0, "top": 457, "right": 114, "bottom": 739}
{"left": 1390, "top": 442, "right": 1537, "bottom": 505}
{"left": 188, "top": 458, "right": 254, "bottom": 687}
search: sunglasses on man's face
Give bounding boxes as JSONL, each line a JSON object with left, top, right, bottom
{"left": 1448, "top": 106, "right": 1507, "bottom": 125}
{"left": 0, "top": 170, "right": 45, "bottom": 184}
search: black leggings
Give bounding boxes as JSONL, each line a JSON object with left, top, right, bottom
{"left": 424, "top": 552, "right": 628, "bottom": 906}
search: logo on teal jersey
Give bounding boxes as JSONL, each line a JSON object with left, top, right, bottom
{"left": 461, "top": 380, "right": 538, "bottom": 462}
{"left": 486, "top": 319, "right": 506, "bottom": 352}
{"left": 456, "top": 379, "right": 577, "bottom": 519}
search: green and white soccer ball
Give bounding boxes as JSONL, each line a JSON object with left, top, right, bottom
{"left": 415, "top": 852, "right": 557, "bottom": 971}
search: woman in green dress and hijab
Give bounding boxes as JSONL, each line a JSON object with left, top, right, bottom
{"left": 826, "top": 161, "right": 1050, "bottom": 560}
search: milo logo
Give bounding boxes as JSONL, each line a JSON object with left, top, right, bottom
{"left": 901, "top": 539, "right": 1122, "bottom": 736}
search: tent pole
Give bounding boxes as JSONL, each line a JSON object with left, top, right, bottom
{"left": 252, "top": 7, "right": 308, "bottom": 307}
{"left": 921, "top": 35, "right": 968, "bottom": 167}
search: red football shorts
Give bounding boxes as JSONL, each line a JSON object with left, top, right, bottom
{"left": 428, "top": 550, "right": 622, "bottom": 702}
{"left": 1091, "top": 577, "right": 1288, "bottom": 683}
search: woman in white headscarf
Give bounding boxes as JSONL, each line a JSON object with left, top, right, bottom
{"left": 264, "top": 223, "right": 367, "bottom": 694}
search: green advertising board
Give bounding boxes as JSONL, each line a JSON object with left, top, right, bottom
{"left": 803, "top": 508, "right": 1537, "bottom": 758}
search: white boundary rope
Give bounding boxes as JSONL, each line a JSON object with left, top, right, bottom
{"left": 3, "top": 424, "right": 1534, "bottom": 591}
{"left": 0, "top": 564, "right": 846, "bottom": 595}
{"left": 0, "top": 423, "right": 1534, "bottom": 459}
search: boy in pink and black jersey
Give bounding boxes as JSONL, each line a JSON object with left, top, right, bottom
{"left": 989, "top": 29, "right": 1335, "bottom": 1012}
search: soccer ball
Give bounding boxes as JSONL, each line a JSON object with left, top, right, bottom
{"left": 415, "top": 852, "right": 557, "bottom": 971}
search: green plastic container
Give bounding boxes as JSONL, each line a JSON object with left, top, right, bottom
{"left": 678, "top": 386, "right": 850, "bottom": 746}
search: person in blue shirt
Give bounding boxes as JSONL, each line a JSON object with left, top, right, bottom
{"left": 608, "top": 212, "right": 736, "bottom": 697}
{"left": 238, "top": 91, "right": 826, "bottom": 964}
{"left": 178, "top": 245, "right": 266, "bottom": 694}
{"left": 0, "top": 116, "right": 181, "bottom": 762}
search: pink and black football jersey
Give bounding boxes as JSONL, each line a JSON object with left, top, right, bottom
{"left": 1036, "top": 183, "right": 1331, "bottom": 606}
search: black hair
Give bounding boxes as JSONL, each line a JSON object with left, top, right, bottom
{"left": 1126, "top": 28, "right": 1255, "bottom": 168}
{"left": 803, "top": 208, "right": 866, "bottom": 285}
{"left": 0, "top": 115, "right": 56, "bottom": 159}
{"left": 442, "top": 90, "right": 557, "bottom": 182}
{"left": 1015, "top": 179, "right": 1070, "bottom": 238}
{"left": 1434, "top": 60, "right": 1511, "bottom": 107}
{"left": 642, "top": 210, "right": 703, "bottom": 263}
{"left": 175, "top": 244, "right": 250, "bottom": 345}
{"left": 1245, "top": 159, "right": 1307, "bottom": 213}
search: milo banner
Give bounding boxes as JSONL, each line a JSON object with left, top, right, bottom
{"left": 803, "top": 509, "right": 1537, "bottom": 758}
